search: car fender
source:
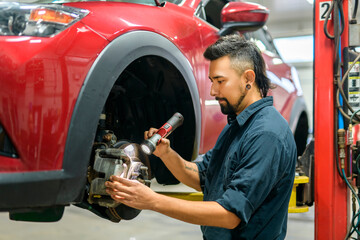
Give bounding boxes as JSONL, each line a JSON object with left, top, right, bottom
{"left": 61, "top": 30, "right": 202, "bottom": 203}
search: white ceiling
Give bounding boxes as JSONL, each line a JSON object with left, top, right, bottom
{"left": 250, "top": 0, "right": 314, "bottom": 38}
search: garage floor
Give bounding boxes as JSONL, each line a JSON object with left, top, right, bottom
{"left": 0, "top": 205, "right": 314, "bottom": 240}
{"left": 0, "top": 180, "right": 313, "bottom": 239}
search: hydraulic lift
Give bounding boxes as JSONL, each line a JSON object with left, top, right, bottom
{"left": 314, "top": 0, "right": 360, "bottom": 239}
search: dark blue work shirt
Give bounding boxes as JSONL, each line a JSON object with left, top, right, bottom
{"left": 195, "top": 97, "right": 297, "bottom": 240}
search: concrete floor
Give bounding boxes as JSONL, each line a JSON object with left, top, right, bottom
{"left": 0, "top": 205, "right": 314, "bottom": 240}
{"left": 0, "top": 180, "right": 314, "bottom": 240}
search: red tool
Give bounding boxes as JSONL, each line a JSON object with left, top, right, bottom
{"left": 141, "top": 113, "right": 184, "bottom": 155}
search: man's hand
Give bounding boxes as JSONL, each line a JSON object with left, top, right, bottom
{"left": 144, "top": 127, "right": 201, "bottom": 191}
{"left": 105, "top": 175, "right": 158, "bottom": 210}
{"left": 105, "top": 176, "right": 240, "bottom": 229}
{"left": 144, "top": 128, "right": 172, "bottom": 158}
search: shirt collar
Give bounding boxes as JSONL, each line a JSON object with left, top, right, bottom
{"left": 228, "top": 96, "right": 273, "bottom": 126}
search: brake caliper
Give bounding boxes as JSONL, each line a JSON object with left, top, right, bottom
{"left": 87, "top": 142, "right": 151, "bottom": 222}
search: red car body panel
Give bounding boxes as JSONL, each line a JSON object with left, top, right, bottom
{"left": 0, "top": 22, "right": 109, "bottom": 171}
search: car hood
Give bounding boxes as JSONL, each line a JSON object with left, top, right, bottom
{"left": 64, "top": 1, "right": 196, "bottom": 41}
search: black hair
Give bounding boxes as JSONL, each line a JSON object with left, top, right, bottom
{"left": 203, "top": 34, "right": 271, "bottom": 97}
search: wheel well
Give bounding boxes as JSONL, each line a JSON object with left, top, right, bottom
{"left": 294, "top": 111, "right": 309, "bottom": 156}
{"left": 102, "top": 55, "right": 196, "bottom": 184}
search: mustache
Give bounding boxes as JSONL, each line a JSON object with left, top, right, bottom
{"left": 215, "top": 97, "right": 228, "bottom": 102}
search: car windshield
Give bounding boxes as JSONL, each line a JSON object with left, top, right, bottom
{"left": 0, "top": 0, "right": 182, "bottom": 5}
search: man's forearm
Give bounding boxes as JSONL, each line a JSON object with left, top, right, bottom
{"left": 159, "top": 149, "right": 201, "bottom": 191}
{"left": 151, "top": 193, "right": 241, "bottom": 229}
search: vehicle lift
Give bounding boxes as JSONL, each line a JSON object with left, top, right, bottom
{"left": 314, "top": 0, "right": 360, "bottom": 239}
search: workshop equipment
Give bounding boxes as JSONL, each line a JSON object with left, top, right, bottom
{"left": 313, "top": 0, "right": 360, "bottom": 238}
{"left": 141, "top": 112, "right": 184, "bottom": 155}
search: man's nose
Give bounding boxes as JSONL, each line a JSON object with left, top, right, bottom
{"left": 210, "top": 83, "right": 218, "bottom": 97}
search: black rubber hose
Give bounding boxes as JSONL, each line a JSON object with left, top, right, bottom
{"left": 352, "top": 0, "right": 359, "bottom": 22}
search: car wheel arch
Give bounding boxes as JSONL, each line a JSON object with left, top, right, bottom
{"left": 63, "top": 30, "right": 202, "bottom": 200}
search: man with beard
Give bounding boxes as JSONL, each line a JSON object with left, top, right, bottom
{"left": 105, "top": 35, "right": 297, "bottom": 240}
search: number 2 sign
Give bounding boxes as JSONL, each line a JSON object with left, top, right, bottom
{"left": 320, "top": 1, "right": 332, "bottom": 21}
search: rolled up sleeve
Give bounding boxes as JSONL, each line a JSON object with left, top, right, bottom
{"left": 195, "top": 149, "right": 212, "bottom": 192}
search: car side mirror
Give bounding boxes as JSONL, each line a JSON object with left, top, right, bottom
{"left": 219, "top": 2, "right": 269, "bottom": 36}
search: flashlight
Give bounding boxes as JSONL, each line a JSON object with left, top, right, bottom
{"left": 141, "top": 112, "right": 184, "bottom": 155}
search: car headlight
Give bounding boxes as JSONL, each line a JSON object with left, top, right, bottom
{"left": 0, "top": 2, "right": 89, "bottom": 37}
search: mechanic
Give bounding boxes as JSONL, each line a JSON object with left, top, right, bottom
{"left": 105, "top": 34, "right": 297, "bottom": 240}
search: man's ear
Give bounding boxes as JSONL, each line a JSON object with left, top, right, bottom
{"left": 244, "top": 69, "right": 255, "bottom": 84}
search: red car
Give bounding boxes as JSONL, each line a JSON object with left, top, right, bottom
{"left": 0, "top": 0, "right": 308, "bottom": 221}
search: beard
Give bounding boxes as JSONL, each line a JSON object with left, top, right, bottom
{"left": 216, "top": 95, "right": 245, "bottom": 115}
